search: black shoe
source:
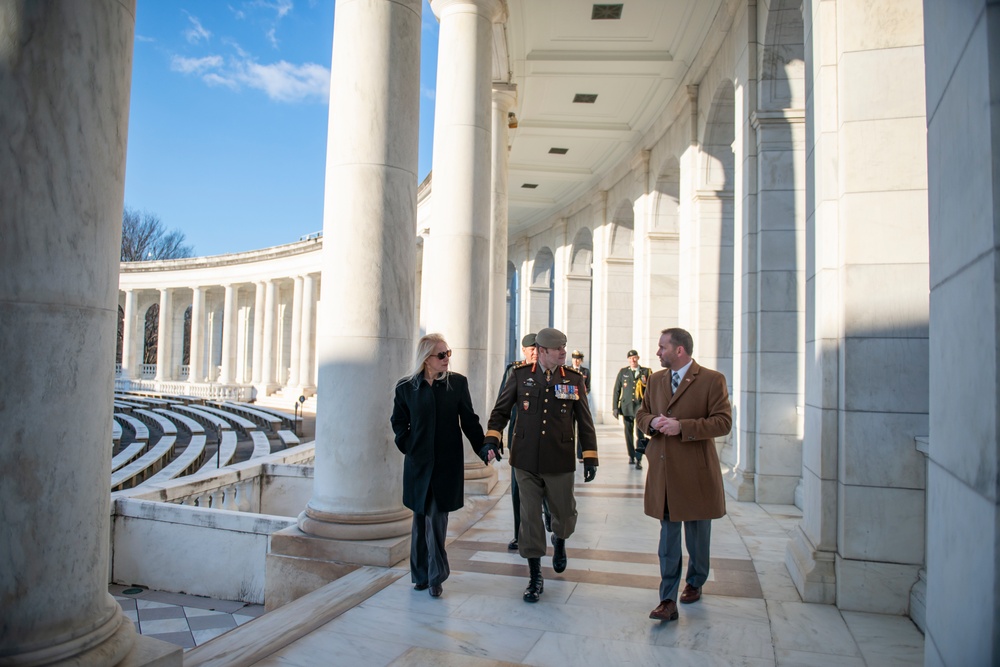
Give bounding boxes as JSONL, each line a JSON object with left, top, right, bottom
{"left": 523, "top": 558, "right": 544, "bottom": 603}
{"left": 551, "top": 534, "right": 567, "bottom": 573}
{"left": 544, "top": 512, "right": 552, "bottom": 533}
{"left": 429, "top": 584, "right": 443, "bottom": 598}
{"left": 413, "top": 583, "right": 428, "bottom": 591}
{"left": 508, "top": 538, "right": 519, "bottom": 551}
{"left": 629, "top": 458, "right": 635, "bottom": 465}
{"left": 635, "top": 460, "right": 642, "bottom": 470}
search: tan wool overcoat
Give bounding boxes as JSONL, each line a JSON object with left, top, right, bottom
{"left": 635, "top": 361, "right": 732, "bottom": 522}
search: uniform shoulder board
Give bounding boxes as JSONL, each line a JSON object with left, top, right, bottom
{"left": 563, "top": 365, "right": 582, "bottom": 376}
{"left": 510, "top": 361, "right": 528, "bottom": 370}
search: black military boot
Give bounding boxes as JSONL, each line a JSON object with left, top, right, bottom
{"left": 551, "top": 534, "right": 567, "bottom": 573}
{"left": 523, "top": 557, "right": 544, "bottom": 603}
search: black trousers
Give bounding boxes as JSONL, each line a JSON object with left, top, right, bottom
{"left": 410, "top": 491, "right": 449, "bottom": 588}
{"left": 622, "top": 415, "right": 648, "bottom": 462}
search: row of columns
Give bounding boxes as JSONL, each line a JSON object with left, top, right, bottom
{"left": 118, "top": 276, "right": 318, "bottom": 393}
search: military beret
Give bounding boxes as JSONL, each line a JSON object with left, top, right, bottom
{"left": 535, "top": 327, "right": 568, "bottom": 348}
{"left": 521, "top": 333, "right": 537, "bottom": 347}
{"left": 627, "top": 349, "right": 639, "bottom": 357}
{"left": 571, "top": 349, "right": 584, "bottom": 359}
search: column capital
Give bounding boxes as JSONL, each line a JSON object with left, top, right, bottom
{"left": 492, "top": 82, "right": 517, "bottom": 108}
{"left": 431, "top": 0, "right": 506, "bottom": 22}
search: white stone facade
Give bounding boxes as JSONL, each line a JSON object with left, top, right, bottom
{"left": 2, "top": 1, "right": 998, "bottom": 665}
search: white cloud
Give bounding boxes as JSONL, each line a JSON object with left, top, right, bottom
{"left": 254, "top": 0, "right": 294, "bottom": 19}
{"left": 234, "top": 59, "right": 329, "bottom": 103}
{"left": 265, "top": 27, "right": 279, "bottom": 49}
{"left": 170, "top": 54, "right": 223, "bottom": 75}
{"left": 135, "top": 34, "right": 156, "bottom": 43}
{"left": 202, "top": 73, "right": 240, "bottom": 90}
{"left": 183, "top": 14, "right": 212, "bottom": 44}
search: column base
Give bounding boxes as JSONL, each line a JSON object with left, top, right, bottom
{"left": 266, "top": 524, "right": 411, "bottom": 611}
{"left": 723, "top": 466, "right": 756, "bottom": 502}
{"left": 909, "top": 568, "right": 927, "bottom": 633}
{"left": 464, "top": 461, "right": 498, "bottom": 495}
{"left": 119, "top": 635, "right": 183, "bottom": 667}
{"left": 785, "top": 524, "right": 836, "bottom": 603}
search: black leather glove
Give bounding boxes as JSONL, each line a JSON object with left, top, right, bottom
{"left": 479, "top": 442, "right": 501, "bottom": 465}
{"left": 612, "top": 409, "right": 620, "bottom": 419}
{"left": 584, "top": 464, "right": 597, "bottom": 482}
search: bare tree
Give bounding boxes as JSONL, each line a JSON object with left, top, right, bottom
{"left": 121, "top": 205, "right": 195, "bottom": 261}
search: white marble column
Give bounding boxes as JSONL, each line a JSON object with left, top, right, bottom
{"left": 251, "top": 281, "right": 265, "bottom": 385}
{"left": 190, "top": 286, "right": 205, "bottom": 382}
{"left": 0, "top": 1, "right": 154, "bottom": 664}
{"left": 288, "top": 275, "right": 303, "bottom": 388}
{"left": 121, "top": 289, "right": 138, "bottom": 379}
{"left": 298, "top": 273, "right": 316, "bottom": 393}
{"left": 260, "top": 280, "right": 277, "bottom": 390}
{"left": 423, "top": 0, "right": 504, "bottom": 414}
{"left": 550, "top": 219, "right": 569, "bottom": 332}
{"left": 487, "top": 83, "right": 516, "bottom": 410}
{"left": 218, "top": 284, "right": 238, "bottom": 385}
{"left": 924, "top": 1, "right": 1000, "bottom": 662}
{"left": 300, "top": 0, "right": 421, "bottom": 541}
{"left": 588, "top": 191, "right": 614, "bottom": 421}
{"left": 154, "top": 288, "right": 173, "bottom": 382}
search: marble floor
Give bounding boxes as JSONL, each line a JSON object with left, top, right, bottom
{"left": 129, "top": 425, "right": 927, "bottom": 665}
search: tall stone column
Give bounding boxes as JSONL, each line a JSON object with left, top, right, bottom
{"left": 190, "top": 286, "right": 205, "bottom": 382}
{"left": 218, "top": 284, "right": 238, "bottom": 385}
{"left": 261, "top": 280, "right": 277, "bottom": 390}
{"left": 154, "top": 288, "right": 173, "bottom": 382}
{"left": 924, "top": 1, "right": 1000, "bottom": 662}
{"left": 588, "top": 191, "right": 611, "bottom": 421}
{"left": 288, "top": 275, "right": 303, "bottom": 388}
{"left": 487, "top": 83, "right": 516, "bottom": 410}
{"left": 296, "top": 0, "right": 421, "bottom": 550}
{"left": 424, "top": 0, "right": 504, "bottom": 490}
{"left": 0, "top": 2, "right": 180, "bottom": 664}
{"left": 251, "top": 281, "right": 265, "bottom": 385}
{"left": 298, "top": 273, "right": 316, "bottom": 393}
{"left": 121, "top": 289, "right": 138, "bottom": 380}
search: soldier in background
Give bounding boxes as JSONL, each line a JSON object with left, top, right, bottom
{"left": 612, "top": 349, "right": 652, "bottom": 469}
{"left": 571, "top": 350, "right": 590, "bottom": 462}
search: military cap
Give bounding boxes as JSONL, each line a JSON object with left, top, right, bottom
{"left": 521, "top": 333, "right": 537, "bottom": 347}
{"left": 535, "top": 327, "right": 568, "bottom": 348}
{"left": 571, "top": 349, "right": 584, "bottom": 359}
{"left": 627, "top": 349, "right": 639, "bottom": 357}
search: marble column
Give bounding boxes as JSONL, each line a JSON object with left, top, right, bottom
{"left": 588, "top": 191, "right": 611, "bottom": 421}
{"left": 251, "top": 281, "right": 265, "bottom": 385}
{"left": 923, "top": 1, "right": 1000, "bottom": 662}
{"left": 261, "top": 280, "right": 277, "bottom": 390}
{"left": 190, "top": 286, "right": 205, "bottom": 382}
{"left": 121, "top": 289, "right": 138, "bottom": 380}
{"left": 298, "top": 273, "right": 316, "bottom": 393}
{"left": 299, "top": 0, "right": 421, "bottom": 543}
{"left": 0, "top": 1, "right": 166, "bottom": 664}
{"left": 288, "top": 275, "right": 303, "bottom": 388}
{"left": 154, "top": 288, "right": 173, "bottom": 382}
{"left": 487, "top": 83, "right": 516, "bottom": 411}
{"left": 424, "top": 0, "right": 504, "bottom": 490}
{"left": 550, "top": 219, "right": 569, "bottom": 331}
{"left": 218, "top": 284, "right": 237, "bottom": 385}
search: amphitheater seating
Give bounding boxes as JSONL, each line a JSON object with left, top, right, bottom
{"left": 133, "top": 408, "right": 177, "bottom": 436}
{"left": 114, "top": 413, "right": 149, "bottom": 443}
{"left": 194, "top": 405, "right": 258, "bottom": 433}
{"left": 277, "top": 430, "right": 300, "bottom": 446}
{"left": 111, "top": 441, "right": 146, "bottom": 472}
{"left": 249, "top": 431, "right": 272, "bottom": 458}
{"left": 152, "top": 408, "right": 205, "bottom": 436}
{"left": 208, "top": 401, "right": 282, "bottom": 431}
{"left": 194, "top": 430, "right": 238, "bottom": 474}
{"left": 144, "top": 434, "right": 208, "bottom": 484}
{"left": 170, "top": 404, "right": 233, "bottom": 434}
{"left": 112, "top": 419, "right": 122, "bottom": 444}
{"left": 232, "top": 402, "right": 301, "bottom": 430}
{"left": 111, "top": 435, "right": 177, "bottom": 491}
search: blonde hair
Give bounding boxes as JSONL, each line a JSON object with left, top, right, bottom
{"left": 410, "top": 333, "right": 449, "bottom": 379}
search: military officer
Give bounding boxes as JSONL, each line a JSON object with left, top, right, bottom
{"left": 612, "top": 349, "right": 652, "bottom": 469}
{"left": 570, "top": 349, "right": 591, "bottom": 461}
{"left": 481, "top": 327, "right": 598, "bottom": 603}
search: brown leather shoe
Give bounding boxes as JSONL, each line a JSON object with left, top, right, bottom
{"left": 680, "top": 584, "right": 701, "bottom": 604}
{"left": 649, "top": 599, "right": 678, "bottom": 621}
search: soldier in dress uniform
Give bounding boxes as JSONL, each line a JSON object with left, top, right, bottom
{"left": 612, "top": 349, "right": 652, "bottom": 469}
{"left": 497, "top": 333, "right": 551, "bottom": 551}
{"left": 481, "top": 327, "right": 598, "bottom": 603}
{"left": 571, "top": 350, "right": 591, "bottom": 461}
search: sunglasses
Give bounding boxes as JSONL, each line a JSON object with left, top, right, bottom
{"left": 433, "top": 349, "right": 452, "bottom": 360}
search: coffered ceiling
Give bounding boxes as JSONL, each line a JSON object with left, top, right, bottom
{"left": 497, "top": 0, "right": 725, "bottom": 236}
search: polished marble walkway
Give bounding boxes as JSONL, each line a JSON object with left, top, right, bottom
{"left": 128, "top": 424, "right": 926, "bottom": 664}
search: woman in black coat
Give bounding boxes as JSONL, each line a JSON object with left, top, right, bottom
{"left": 390, "top": 333, "right": 486, "bottom": 598}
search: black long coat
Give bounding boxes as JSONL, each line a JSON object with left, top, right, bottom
{"left": 390, "top": 372, "right": 485, "bottom": 513}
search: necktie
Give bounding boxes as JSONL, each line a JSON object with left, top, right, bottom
{"left": 671, "top": 371, "right": 680, "bottom": 393}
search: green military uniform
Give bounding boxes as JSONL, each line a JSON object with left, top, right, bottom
{"left": 488, "top": 362, "right": 599, "bottom": 473}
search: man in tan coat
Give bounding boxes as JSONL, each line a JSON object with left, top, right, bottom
{"left": 636, "top": 327, "right": 731, "bottom": 622}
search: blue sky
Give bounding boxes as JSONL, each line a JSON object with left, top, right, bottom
{"left": 124, "top": 1, "right": 438, "bottom": 257}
